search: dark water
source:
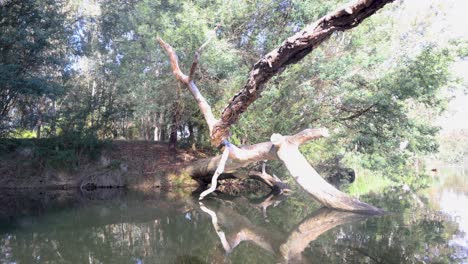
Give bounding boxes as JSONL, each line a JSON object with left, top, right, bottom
{"left": 0, "top": 168, "right": 467, "bottom": 264}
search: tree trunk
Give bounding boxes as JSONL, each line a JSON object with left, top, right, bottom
{"left": 169, "top": 115, "right": 177, "bottom": 150}
{"left": 169, "top": 84, "right": 182, "bottom": 151}
{"left": 153, "top": 113, "right": 160, "bottom": 141}
{"left": 184, "top": 129, "right": 382, "bottom": 214}
{"left": 50, "top": 99, "right": 57, "bottom": 136}
{"left": 188, "top": 122, "right": 194, "bottom": 142}
{"left": 158, "top": 0, "right": 394, "bottom": 213}
{"left": 271, "top": 133, "right": 381, "bottom": 213}
{"left": 36, "top": 120, "right": 41, "bottom": 139}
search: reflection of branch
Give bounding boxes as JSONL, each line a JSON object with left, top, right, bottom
{"left": 199, "top": 202, "right": 232, "bottom": 252}
{"left": 280, "top": 208, "right": 369, "bottom": 262}
{"left": 250, "top": 192, "right": 286, "bottom": 221}
{"left": 199, "top": 200, "right": 279, "bottom": 255}
{"left": 199, "top": 196, "right": 371, "bottom": 262}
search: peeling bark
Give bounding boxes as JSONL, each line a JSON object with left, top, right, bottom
{"left": 211, "top": 0, "right": 395, "bottom": 146}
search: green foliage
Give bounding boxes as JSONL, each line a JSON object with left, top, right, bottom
{"left": 437, "top": 129, "right": 468, "bottom": 164}
{"left": 346, "top": 170, "right": 393, "bottom": 197}
{"left": 0, "top": 132, "right": 106, "bottom": 170}
{"left": 0, "top": 0, "right": 69, "bottom": 135}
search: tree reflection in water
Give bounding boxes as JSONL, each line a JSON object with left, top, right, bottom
{"left": 0, "top": 188, "right": 465, "bottom": 263}
{"left": 200, "top": 194, "right": 368, "bottom": 263}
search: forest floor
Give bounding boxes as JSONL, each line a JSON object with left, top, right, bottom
{"left": 0, "top": 140, "right": 209, "bottom": 189}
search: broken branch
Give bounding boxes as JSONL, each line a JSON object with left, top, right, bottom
{"left": 189, "top": 25, "right": 220, "bottom": 80}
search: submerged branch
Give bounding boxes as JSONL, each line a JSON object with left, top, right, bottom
{"left": 186, "top": 127, "right": 383, "bottom": 213}
{"left": 271, "top": 132, "right": 383, "bottom": 214}
{"left": 199, "top": 145, "right": 230, "bottom": 200}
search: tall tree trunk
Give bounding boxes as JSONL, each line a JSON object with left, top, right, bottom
{"left": 50, "top": 99, "right": 57, "bottom": 136}
{"left": 169, "top": 84, "right": 182, "bottom": 151}
{"left": 154, "top": 113, "right": 160, "bottom": 141}
{"left": 168, "top": 109, "right": 178, "bottom": 150}
{"left": 36, "top": 120, "right": 41, "bottom": 139}
{"left": 159, "top": 111, "right": 166, "bottom": 141}
{"left": 188, "top": 122, "right": 194, "bottom": 142}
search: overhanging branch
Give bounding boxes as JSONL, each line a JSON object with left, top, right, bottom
{"left": 211, "top": 0, "right": 395, "bottom": 146}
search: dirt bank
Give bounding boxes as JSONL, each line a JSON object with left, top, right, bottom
{"left": 0, "top": 141, "right": 206, "bottom": 190}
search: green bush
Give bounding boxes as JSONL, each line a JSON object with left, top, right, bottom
{"left": 0, "top": 132, "right": 107, "bottom": 170}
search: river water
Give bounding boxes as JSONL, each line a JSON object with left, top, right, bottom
{"left": 0, "top": 168, "right": 467, "bottom": 263}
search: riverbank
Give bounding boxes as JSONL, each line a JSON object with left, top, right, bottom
{"left": 0, "top": 140, "right": 206, "bottom": 190}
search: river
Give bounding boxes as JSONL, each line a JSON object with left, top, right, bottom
{"left": 0, "top": 167, "right": 467, "bottom": 263}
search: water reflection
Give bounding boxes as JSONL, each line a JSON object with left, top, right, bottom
{"left": 200, "top": 195, "right": 367, "bottom": 263}
{"left": 0, "top": 169, "right": 467, "bottom": 264}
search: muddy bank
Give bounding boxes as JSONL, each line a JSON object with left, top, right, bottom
{"left": 0, "top": 141, "right": 205, "bottom": 189}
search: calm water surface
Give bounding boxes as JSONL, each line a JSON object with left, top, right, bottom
{"left": 0, "top": 168, "right": 467, "bottom": 263}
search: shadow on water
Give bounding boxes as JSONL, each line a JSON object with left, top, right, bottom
{"left": 0, "top": 168, "right": 467, "bottom": 263}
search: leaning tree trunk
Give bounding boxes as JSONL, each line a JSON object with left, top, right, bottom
{"left": 157, "top": 0, "right": 394, "bottom": 214}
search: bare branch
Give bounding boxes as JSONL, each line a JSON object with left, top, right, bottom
{"left": 247, "top": 162, "right": 290, "bottom": 193}
{"left": 199, "top": 146, "right": 230, "bottom": 200}
{"left": 271, "top": 132, "right": 383, "bottom": 213}
{"left": 157, "top": 38, "right": 189, "bottom": 84}
{"left": 339, "top": 103, "right": 376, "bottom": 121}
{"left": 189, "top": 25, "right": 220, "bottom": 80}
{"left": 187, "top": 81, "right": 218, "bottom": 133}
{"left": 158, "top": 37, "right": 218, "bottom": 133}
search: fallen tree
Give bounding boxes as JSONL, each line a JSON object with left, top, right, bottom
{"left": 158, "top": 0, "right": 395, "bottom": 214}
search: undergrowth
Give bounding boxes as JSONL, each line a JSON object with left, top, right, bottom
{"left": 0, "top": 132, "right": 107, "bottom": 170}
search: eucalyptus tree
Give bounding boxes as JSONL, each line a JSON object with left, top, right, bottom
{"left": 159, "top": 0, "right": 400, "bottom": 213}
{"left": 0, "top": 0, "right": 70, "bottom": 137}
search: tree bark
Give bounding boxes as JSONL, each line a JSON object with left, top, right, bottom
{"left": 271, "top": 132, "right": 382, "bottom": 213}
{"left": 184, "top": 128, "right": 382, "bottom": 213}
{"left": 210, "top": 0, "right": 395, "bottom": 146}
{"left": 158, "top": 0, "right": 394, "bottom": 213}
{"left": 169, "top": 84, "right": 182, "bottom": 151}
